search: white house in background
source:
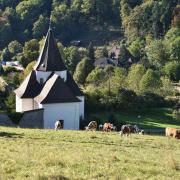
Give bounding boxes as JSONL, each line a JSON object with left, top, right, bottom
{"left": 14, "top": 27, "right": 84, "bottom": 130}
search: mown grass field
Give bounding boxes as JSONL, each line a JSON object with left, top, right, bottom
{"left": 88, "top": 108, "right": 180, "bottom": 129}
{"left": 0, "top": 127, "right": 180, "bottom": 179}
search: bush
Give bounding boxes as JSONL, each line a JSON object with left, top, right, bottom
{"left": 173, "top": 110, "right": 180, "bottom": 120}
{"left": 107, "top": 113, "right": 120, "bottom": 128}
{"left": 5, "top": 93, "right": 15, "bottom": 111}
{"left": 3, "top": 66, "right": 18, "bottom": 74}
{"left": 8, "top": 112, "right": 23, "bottom": 125}
{"left": 116, "top": 88, "right": 137, "bottom": 110}
{"left": 140, "top": 92, "right": 165, "bottom": 108}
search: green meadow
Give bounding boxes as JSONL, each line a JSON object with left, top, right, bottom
{"left": 0, "top": 127, "right": 180, "bottom": 179}
{"left": 88, "top": 108, "right": 180, "bottom": 129}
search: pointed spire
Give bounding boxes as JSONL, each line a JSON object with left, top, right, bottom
{"left": 49, "top": 16, "right": 52, "bottom": 30}
{"left": 34, "top": 26, "right": 66, "bottom": 72}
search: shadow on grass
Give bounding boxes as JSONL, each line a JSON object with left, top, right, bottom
{"left": 0, "top": 131, "right": 24, "bottom": 138}
{"left": 38, "top": 175, "right": 70, "bottom": 180}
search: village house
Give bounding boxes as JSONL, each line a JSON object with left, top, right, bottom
{"left": 14, "top": 26, "right": 84, "bottom": 130}
{"left": 94, "top": 57, "right": 118, "bottom": 68}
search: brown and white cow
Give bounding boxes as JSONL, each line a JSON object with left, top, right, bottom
{"left": 85, "top": 121, "right": 97, "bottom": 131}
{"left": 120, "top": 125, "right": 131, "bottom": 136}
{"left": 166, "top": 128, "right": 180, "bottom": 139}
{"left": 55, "top": 120, "right": 62, "bottom": 130}
{"left": 103, "top": 123, "right": 114, "bottom": 132}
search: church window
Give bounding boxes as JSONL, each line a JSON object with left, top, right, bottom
{"left": 40, "top": 78, "right": 44, "bottom": 84}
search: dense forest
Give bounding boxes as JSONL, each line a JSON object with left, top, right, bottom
{"left": 0, "top": 0, "right": 180, "bottom": 118}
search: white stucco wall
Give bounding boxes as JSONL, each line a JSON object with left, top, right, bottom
{"left": 16, "top": 95, "right": 22, "bottom": 112}
{"left": 42, "top": 102, "right": 79, "bottom": 130}
{"left": 55, "top": 70, "right": 67, "bottom": 82}
{"left": 36, "top": 70, "right": 67, "bottom": 83}
{"left": 16, "top": 96, "right": 34, "bottom": 112}
{"left": 77, "top": 96, "right": 85, "bottom": 118}
{"left": 33, "top": 101, "right": 40, "bottom": 109}
{"left": 35, "top": 71, "right": 51, "bottom": 83}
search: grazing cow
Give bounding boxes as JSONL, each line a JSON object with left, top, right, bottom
{"left": 103, "top": 123, "right": 114, "bottom": 132}
{"left": 55, "top": 120, "right": 61, "bottom": 130}
{"left": 166, "top": 128, "right": 180, "bottom": 139}
{"left": 134, "top": 125, "right": 140, "bottom": 133}
{"left": 129, "top": 125, "right": 139, "bottom": 133}
{"left": 139, "top": 130, "right": 144, "bottom": 135}
{"left": 85, "top": 121, "right": 97, "bottom": 131}
{"left": 120, "top": 125, "right": 131, "bottom": 136}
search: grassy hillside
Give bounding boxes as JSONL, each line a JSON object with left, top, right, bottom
{"left": 0, "top": 127, "right": 180, "bottom": 179}
{"left": 88, "top": 108, "right": 180, "bottom": 129}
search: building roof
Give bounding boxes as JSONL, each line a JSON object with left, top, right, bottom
{"left": 108, "top": 46, "right": 121, "bottom": 60}
{"left": 34, "top": 74, "right": 81, "bottom": 104}
{"left": 34, "top": 27, "right": 66, "bottom": 72}
{"left": 66, "top": 72, "right": 83, "bottom": 96}
{"left": 14, "top": 70, "right": 42, "bottom": 98}
{"left": 94, "top": 57, "right": 118, "bottom": 68}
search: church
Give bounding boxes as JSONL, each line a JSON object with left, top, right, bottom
{"left": 14, "top": 27, "right": 84, "bottom": 130}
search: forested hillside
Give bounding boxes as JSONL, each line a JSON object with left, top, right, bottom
{"left": 0, "top": 0, "right": 179, "bottom": 118}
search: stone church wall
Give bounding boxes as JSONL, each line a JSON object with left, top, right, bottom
{"left": 0, "top": 113, "right": 16, "bottom": 127}
{"left": 19, "top": 109, "right": 44, "bottom": 128}
{"left": 0, "top": 109, "right": 44, "bottom": 129}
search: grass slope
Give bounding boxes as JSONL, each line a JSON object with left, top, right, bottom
{"left": 88, "top": 108, "right": 180, "bottom": 128}
{"left": 0, "top": 127, "right": 180, "bottom": 179}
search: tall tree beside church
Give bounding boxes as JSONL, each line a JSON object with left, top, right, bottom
{"left": 140, "top": 69, "right": 162, "bottom": 93}
{"left": 73, "top": 57, "right": 93, "bottom": 85}
{"left": 87, "top": 42, "right": 95, "bottom": 64}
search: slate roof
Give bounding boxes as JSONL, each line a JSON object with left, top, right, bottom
{"left": 34, "top": 27, "right": 66, "bottom": 72}
{"left": 34, "top": 74, "right": 80, "bottom": 104}
{"left": 14, "top": 70, "right": 42, "bottom": 98}
{"left": 66, "top": 72, "right": 83, "bottom": 96}
{"left": 94, "top": 58, "right": 118, "bottom": 68}
{"left": 108, "top": 46, "right": 121, "bottom": 60}
{"left": 15, "top": 28, "right": 83, "bottom": 104}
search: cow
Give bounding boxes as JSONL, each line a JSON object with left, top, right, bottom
{"left": 55, "top": 120, "right": 61, "bottom": 130}
{"left": 85, "top": 121, "right": 97, "bottom": 131}
{"left": 120, "top": 125, "right": 131, "bottom": 136}
{"left": 103, "top": 123, "right": 114, "bottom": 132}
{"left": 139, "top": 130, "right": 144, "bottom": 135}
{"left": 166, "top": 128, "right": 180, "bottom": 139}
{"left": 134, "top": 125, "right": 140, "bottom": 133}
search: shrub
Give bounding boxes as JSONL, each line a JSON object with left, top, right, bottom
{"left": 173, "top": 110, "right": 180, "bottom": 120}
{"left": 140, "top": 92, "right": 165, "bottom": 108}
{"left": 116, "top": 88, "right": 137, "bottom": 110}
{"left": 8, "top": 112, "right": 23, "bottom": 125}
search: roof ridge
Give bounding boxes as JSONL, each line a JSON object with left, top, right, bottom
{"left": 34, "top": 28, "right": 66, "bottom": 72}
{"left": 34, "top": 74, "right": 58, "bottom": 102}
{"left": 34, "top": 74, "right": 80, "bottom": 104}
{"left": 14, "top": 70, "right": 42, "bottom": 98}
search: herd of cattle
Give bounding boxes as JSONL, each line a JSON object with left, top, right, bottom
{"left": 85, "top": 121, "right": 144, "bottom": 136}
{"left": 55, "top": 120, "right": 180, "bottom": 139}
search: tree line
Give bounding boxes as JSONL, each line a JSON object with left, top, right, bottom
{"left": 0, "top": 0, "right": 179, "bottom": 115}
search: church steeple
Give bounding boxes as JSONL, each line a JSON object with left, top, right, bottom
{"left": 34, "top": 24, "right": 66, "bottom": 72}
